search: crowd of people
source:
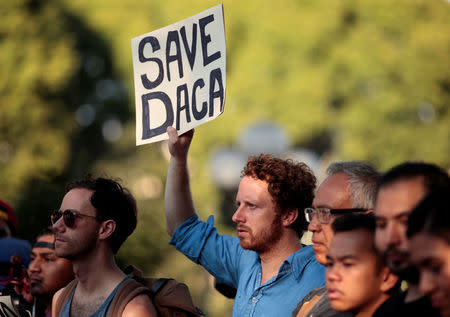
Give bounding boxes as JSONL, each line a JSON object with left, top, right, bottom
{"left": 0, "top": 126, "right": 449, "bottom": 317}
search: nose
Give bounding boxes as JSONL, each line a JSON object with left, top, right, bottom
{"left": 308, "top": 213, "right": 321, "bottom": 232}
{"left": 232, "top": 205, "right": 245, "bottom": 224}
{"left": 28, "top": 258, "right": 40, "bottom": 273}
{"left": 326, "top": 264, "right": 341, "bottom": 283}
{"left": 385, "top": 223, "right": 403, "bottom": 247}
{"left": 419, "top": 271, "right": 437, "bottom": 296}
{"left": 52, "top": 215, "right": 65, "bottom": 233}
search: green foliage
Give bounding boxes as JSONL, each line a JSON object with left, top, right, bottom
{"left": 0, "top": 0, "right": 132, "bottom": 241}
{"left": 0, "top": 0, "right": 448, "bottom": 315}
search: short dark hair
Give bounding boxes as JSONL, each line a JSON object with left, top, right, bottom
{"left": 66, "top": 175, "right": 137, "bottom": 254}
{"left": 378, "top": 162, "right": 450, "bottom": 194}
{"left": 36, "top": 226, "right": 54, "bottom": 240}
{"left": 332, "top": 214, "right": 379, "bottom": 263}
{"left": 242, "top": 154, "right": 316, "bottom": 236}
{"left": 332, "top": 213, "right": 376, "bottom": 235}
{"left": 407, "top": 189, "right": 450, "bottom": 243}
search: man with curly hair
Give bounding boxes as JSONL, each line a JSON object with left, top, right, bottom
{"left": 164, "top": 127, "right": 325, "bottom": 317}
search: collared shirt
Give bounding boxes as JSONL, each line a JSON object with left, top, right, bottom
{"left": 170, "top": 215, "right": 325, "bottom": 317}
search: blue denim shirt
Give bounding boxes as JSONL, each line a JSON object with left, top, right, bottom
{"left": 170, "top": 215, "right": 325, "bottom": 317}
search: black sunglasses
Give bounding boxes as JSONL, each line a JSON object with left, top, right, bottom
{"left": 51, "top": 209, "right": 98, "bottom": 227}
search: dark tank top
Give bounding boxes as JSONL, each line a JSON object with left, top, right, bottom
{"left": 59, "top": 276, "right": 131, "bottom": 317}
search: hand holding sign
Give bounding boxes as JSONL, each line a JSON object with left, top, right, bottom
{"left": 132, "top": 4, "right": 226, "bottom": 145}
{"left": 166, "top": 126, "right": 194, "bottom": 161}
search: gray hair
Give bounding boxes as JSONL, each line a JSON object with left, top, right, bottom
{"left": 326, "top": 161, "right": 380, "bottom": 209}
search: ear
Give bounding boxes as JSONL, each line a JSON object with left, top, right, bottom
{"left": 98, "top": 219, "right": 116, "bottom": 241}
{"left": 379, "top": 266, "right": 399, "bottom": 293}
{"left": 282, "top": 208, "right": 298, "bottom": 227}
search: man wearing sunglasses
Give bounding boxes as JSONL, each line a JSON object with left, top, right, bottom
{"left": 51, "top": 176, "right": 157, "bottom": 317}
{"left": 293, "top": 161, "right": 380, "bottom": 317}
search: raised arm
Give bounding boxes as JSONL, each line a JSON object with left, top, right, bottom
{"left": 164, "top": 126, "right": 196, "bottom": 236}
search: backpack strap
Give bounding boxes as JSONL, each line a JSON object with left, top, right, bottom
{"left": 149, "top": 278, "right": 171, "bottom": 298}
{"left": 53, "top": 279, "right": 78, "bottom": 317}
{"left": 107, "top": 278, "right": 150, "bottom": 317}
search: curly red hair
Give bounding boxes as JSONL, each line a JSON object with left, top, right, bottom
{"left": 241, "top": 154, "right": 316, "bottom": 236}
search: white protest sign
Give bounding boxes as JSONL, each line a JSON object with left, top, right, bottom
{"left": 132, "top": 4, "right": 226, "bottom": 145}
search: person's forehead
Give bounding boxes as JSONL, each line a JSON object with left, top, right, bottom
{"left": 237, "top": 176, "right": 270, "bottom": 199}
{"left": 61, "top": 188, "right": 95, "bottom": 212}
{"left": 314, "top": 172, "right": 352, "bottom": 209}
{"left": 37, "top": 234, "right": 54, "bottom": 243}
{"left": 411, "top": 233, "right": 449, "bottom": 262}
{"left": 329, "top": 230, "right": 374, "bottom": 258}
{"left": 375, "top": 178, "right": 426, "bottom": 218}
{"left": 32, "top": 234, "right": 55, "bottom": 254}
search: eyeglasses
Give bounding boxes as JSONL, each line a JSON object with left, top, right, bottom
{"left": 51, "top": 209, "right": 98, "bottom": 227}
{"left": 304, "top": 207, "right": 368, "bottom": 224}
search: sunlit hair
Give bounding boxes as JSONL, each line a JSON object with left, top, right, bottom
{"left": 241, "top": 154, "right": 316, "bottom": 236}
{"left": 377, "top": 161, "right": 450, "bottom": 194}
{"left": 66, "top": 175, "right": 137, "bottom": 254}
{"left": 327, "top": 161, "right": 380, "bottom": 209}
{"left": 407, "top": 189, "right": 450, "bottom": 243}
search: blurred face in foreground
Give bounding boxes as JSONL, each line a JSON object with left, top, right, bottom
{"left": 410, "top": 232, "right": 450, "bottom": 317}
{"left": 28, "top": 234, "right": 74, "bottom": 297}
{"left": 232, "top": 176, "right": 283, "bottom": 254}
{"left": 374, "top": 177, "right": 426, "bottom": 274}
{"left": 326, "top": 229, "right": 396, "bottom": 317}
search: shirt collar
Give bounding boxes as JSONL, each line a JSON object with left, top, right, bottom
{"left": 289, "top": 245, "right": 317, "bottom": 280}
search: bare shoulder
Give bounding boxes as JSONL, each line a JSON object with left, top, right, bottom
{"left": 122, "top": 293, "right": 158, "bottom": 317}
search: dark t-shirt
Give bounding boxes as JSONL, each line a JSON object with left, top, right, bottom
{"left": 373, "top": 290, "right": 441, "bottom": 317}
